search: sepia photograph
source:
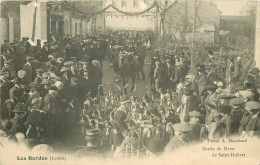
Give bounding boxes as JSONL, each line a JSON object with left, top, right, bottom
{"left": 0, "top": 0, "right": 260, "bottom": 164}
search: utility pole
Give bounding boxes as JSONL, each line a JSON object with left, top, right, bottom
{"left": 70, "top": 0, "right": 72, "bottom": 37}
{"left": 32, "top": 0, "right": 38, "bottom": 41}
{"left": 191, "top": 0, "right": 197, "bottom": 74}
{"left": 255, "top": 2, "right": 260, "bottom": 69}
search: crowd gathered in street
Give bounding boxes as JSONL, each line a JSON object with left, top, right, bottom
{"left": 0, "top": 30, "right": 260, "bottom": 157}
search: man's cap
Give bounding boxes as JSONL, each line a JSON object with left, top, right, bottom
{"left": 71, "top": 77, "right": 79, "bottom": 82}
{"left": 64, "top": 61, "right": 74, "bottom": 66}
{"left": 189, "top": 111, "right": 203, "bottom": 118}
{"left": 36, "top": 68, "right": 44, "bottom": 72}
{"left": 56, "top": 57, "right": 64, "bottom": 63}
{"left": 4, "top": 99, "right": 13, "bottom": 105}
{"left": 70, "top": 57, "right": 77, "bottom": 60}
{"left": 92, "top": 60, "right": 100, "bottom": 65}
{"left": 205, "top": 84, "right": 217, "bottom": 91}
{"left": 216, "top": 81, "right": 224, "bottom": 87}
{"left": 172, "top": 123, "right": 192, "bottom": 133}
{"left": 229, "top": 98, "right": 244, "bottom": 106}
{"left": 60, "top": 67, "right": 70, "bottom": 72}
{"left": 245, "top": 101, "right": 260, "bottom": 111}
{"left": 28, "top": 82, "right": 37, "bottom": 87}
{"left": 26, "top": 56, "right": 34, "bottom": 61}
{"left": 48, "top": 55, "right": 54, "bottom": 59}
{"left": 234, "top": 90, "right": 254, "bottom": 101}
{"left": 217, "top": 93, "right": 234, "bottom": 99}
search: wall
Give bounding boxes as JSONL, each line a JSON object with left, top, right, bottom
{"left": 255, "top": 2, "right": 260, "bottom": 69}
{"left": 0, "top": 18, "right": 8, "bottom": 45}
{"left": 20, "top": 2, "right": 47, "bottom": 41}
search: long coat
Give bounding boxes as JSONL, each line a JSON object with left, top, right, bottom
{"left": 23, "top": 63, "right": 33, "bottom": 82}
{"left": 10, "top": 117, "right": 27, "bottom": 135}
{"left": 179, "top": 93, "right": 200, "bottom": 123}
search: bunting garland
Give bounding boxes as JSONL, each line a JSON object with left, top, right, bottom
{"left": 66, "top": 1, "right": 159, "bottom": 18}
{"left": 62, "top": 0, "right": 178, "bottom": 20}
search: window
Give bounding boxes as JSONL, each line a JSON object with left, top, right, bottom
{"left": 121, "top": 1, "right": 126, "bottom": 7}
{"left": 75, "top": 22, "right": 77, "bottom": 36}
{"left": 80, "top": 23, "right": 82, "bottom": 35}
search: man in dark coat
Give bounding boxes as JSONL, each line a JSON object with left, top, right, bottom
{"left": 22, "top": 56, "right": 34, "bottom": 82}
{"left": 165, "top": 58, "right": 175, "bottom": 90}
{"left": 9, "top": 78, "right": 23, "bottom": 104}
{"left": 239, "top": 101, "right": 260, "bottom": 137}
{"left": 40, "top": 42, "right": 49, "bottom": 62}
{"left": 0, "top": 72, "right": 14, "bottom": 107}
{"left": 9, "top": 103, "right": 27, "bottom": 135}
{"left": 91, "top": 60, "right": 103, "bottom": 97}
{"left": 188, "top": 111, "right": 205, "bottom": 142}
{"left": 43, "top": 86, "right": 59, "bottom": 140}
{"left": 164, "top": 123, "right": 192, "bottom": 152}
{"left": 110, "top": 96, "right": 129, "bottom": 150}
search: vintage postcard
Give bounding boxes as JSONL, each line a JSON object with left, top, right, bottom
{"left": 0, "top": 0, "right": 260, "bottom": 165}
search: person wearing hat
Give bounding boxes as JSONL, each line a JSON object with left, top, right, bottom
{"left": 229, "top": 98, "right": 245, "bottom": 134}
{"left": 188, "top": 111, "right": 205, "bottom": 142}
{"left": 26, "top": 97, "right": 45, "bottom": 140}
{"left": 164, "top": 123, "right": 192, "bottom": 152}
{"left": 1, "top": 99, "right": 14, "bottom": 120}
{"left": 153, "top": 60, "right": 166, "bottom": 94}
{"left": 60, "top": 66, "right": 71, "bottom": 89}
{"left": 110, "top": 95, "right": 130, "bottom": 150}
{"left": 9, "top": 103, "right": 27, "bottom": 136}
{"left": 165, "top": 58, "right": 175, "bottom": 90}
{"left": 239, "top": 101, "right": 260, "bottom": 137}
{"left": 204, "top": 84, "right": 219, "bottom": 124}
{"left": 1, "top": 59, "right": 16, "bottom": 80}
{"left": 33, "top": 68, "right": 44, "bottom": 85}
{"left": 0, "top": 71, "right": 14, "bottom": 106}
{"left": 179, "top": 81, "right": 200, "bottom": 123}
{"left": 40, "top": 42, "right": 49, "bottom": 62}
{"left": 27, "top": 82, "right": 41, "bottom": 106}
{"left": 9, "top": 78, "right": 23, "bottom": 104}
{"left": 64, "top": 77, "right": 82, "bottom": 123}
{"left": 1, "top": 40, "right": 9, "bottom": 54}
{"left": 218, "top": 105, "right": 235, "bottom": 136}
{"left": 22, "top": 56, "right": 34, "bottom": 82}
{"left": 91, "top": 60, "right": 103, "bottom": 97}
{"left": 43, "top": 86, "right": 59, "bottom": 140}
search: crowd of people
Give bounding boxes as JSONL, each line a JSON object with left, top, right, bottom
{"left": 0, "top": 30, "right": 260, "bottom": 158}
